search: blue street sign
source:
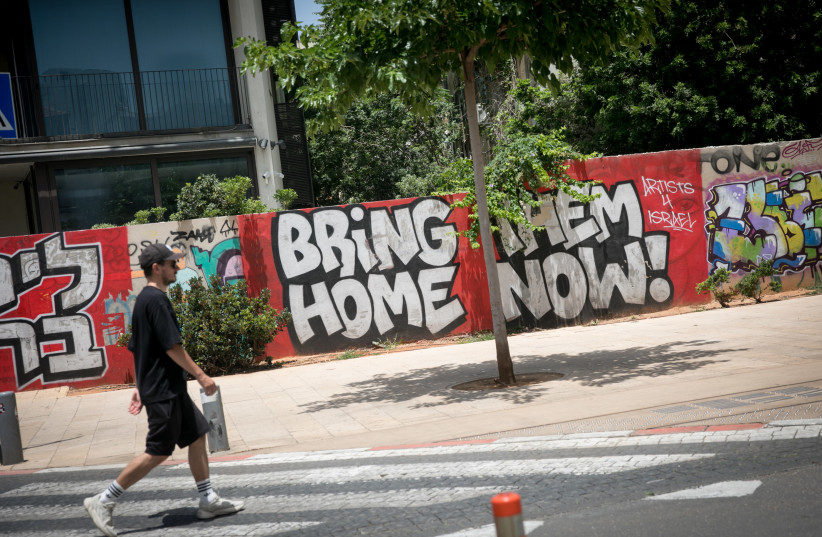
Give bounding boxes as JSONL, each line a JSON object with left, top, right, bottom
{"left": 0, "top": 73, "right": 18, "bottom": 139}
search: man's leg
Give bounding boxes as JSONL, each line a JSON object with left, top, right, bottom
{"left": 186, "top": 432, "right": 244, "bottom": 520}
{"left": 188, "top": 434, "right": 209, "bottom": 482}
{"left": 84, "top": 398, "right": 175, "bottom": 537}
{"left": 116, "top": 452, "right": 169, "bottom": 489}
{"left": 83, "top": 452, "right": 168, "bottom": 537}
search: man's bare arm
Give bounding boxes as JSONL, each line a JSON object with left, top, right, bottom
{"left": 166, "top": 343, "right": 217, "bottom": 396}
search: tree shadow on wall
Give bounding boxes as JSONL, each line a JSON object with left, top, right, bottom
{"left": 300, "top": 340, "right": 737, "bottom": 412}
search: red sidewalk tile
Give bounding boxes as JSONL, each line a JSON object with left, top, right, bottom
{"left": 633, "top": 426, "right": 707, "bottom": 436}
{"left": 706, "top": 423, "right": 764, "bottom": 432}
{"left": 370, "top": 439, "right": 496, "bottom": 451}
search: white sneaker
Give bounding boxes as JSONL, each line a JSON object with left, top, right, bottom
{"left": 83, "top": 495, "right": 117, "bottom": 537}
{"left": 196, "top": 494, "right": 245, "bottom": 520}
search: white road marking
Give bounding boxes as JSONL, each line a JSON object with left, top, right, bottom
{"left": 4, "top": 522, "right": 322, "bottom": 537}
{"left": 646, "top": 480, "right": 763, "bottom": 500}
{"left": 436, "top": 520, "right": 544, "bottom": 536}
{"left": 2, "top": 454, "right": 714, "bottom": 497}
{"left": 0, "top": 487, "right": 502, "bottom": 521}
{"left": 27, "top": 425, "right": 822, "bottom": 475}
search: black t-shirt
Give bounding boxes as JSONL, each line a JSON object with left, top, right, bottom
{"left": 128, "top": 286, "right": 186, "bottom": 404}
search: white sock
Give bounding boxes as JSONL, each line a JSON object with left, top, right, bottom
{"left": 99, "top": 481, "right": 125, "bottom": 504}
{"left": 196, "top": 478, "right": 217, "bottom": 503}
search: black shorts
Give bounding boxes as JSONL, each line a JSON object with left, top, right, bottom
{"left": 144, "top": 392, "right": 210, "bottom": 456}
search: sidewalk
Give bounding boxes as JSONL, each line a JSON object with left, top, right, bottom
{"left": 5, "top": 293, "right": 822, "bottom": 472}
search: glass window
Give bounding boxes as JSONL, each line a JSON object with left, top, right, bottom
{"left": 55, "top": 165, "right": 154, "bottom": 230}
{"left": 28, "top": 0, "right": 138, "bottom": 135}
{"left": 158, "top": 156, "right": 250, "bottom": 215}
{"left": 131, "top": 0, "right": 232, "bottom": 129}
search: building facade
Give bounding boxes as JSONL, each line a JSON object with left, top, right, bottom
{"left": 0, "top": 0, "right": 314, "bottom": 238}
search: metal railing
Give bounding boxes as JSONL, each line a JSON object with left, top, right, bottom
{"left": 6, "top": 68, "right": 251, "bottom": 140}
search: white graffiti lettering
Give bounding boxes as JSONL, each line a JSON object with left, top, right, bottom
{"left": 0, "top": 234, "right": 107, "bottom": 389}
{"left": 500, "top": 181, "right": 672, "bottom": 325}
{"left": 274, "top": 198, "right": 464, "bottom": 351}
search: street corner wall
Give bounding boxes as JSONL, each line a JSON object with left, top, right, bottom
{"left": 701, "top": 138, "right": 822, "bottom": 289}
{"left": 0, "top": 227, "right": 134, "bottom": 393}
{"left": 237, "top": 196, "right": 488, "bottom": 358}
{"left": 493, "top": 147, "right": 708, "bottom": 330}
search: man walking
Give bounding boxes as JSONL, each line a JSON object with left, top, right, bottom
{"left": 84, "top": 244, "right": 243, "bottom": 537}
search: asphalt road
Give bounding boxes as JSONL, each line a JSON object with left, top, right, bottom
{"left": 1, "top": 426, "right": 820, "bottom": 537}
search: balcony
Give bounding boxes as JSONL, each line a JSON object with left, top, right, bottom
{"left": 5, "top": 68, "right": 251, "bottom": 141}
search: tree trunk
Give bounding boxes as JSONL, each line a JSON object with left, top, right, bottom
{"left": 461, "top": 50, "right": 516, "bottom": 386}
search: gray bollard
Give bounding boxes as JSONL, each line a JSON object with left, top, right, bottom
{"left": 200, "top": 386, "right": 229, "bottom": 452}
{"left": 0, "top": 391, "right": 24, "bottom": 465}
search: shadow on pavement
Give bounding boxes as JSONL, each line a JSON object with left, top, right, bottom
{"left": 301, "top": 340, "right": 735, "bottom": 412}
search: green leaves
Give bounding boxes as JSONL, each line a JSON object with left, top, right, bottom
{"left": 435, "top": 79, "right": 598, "bottom": 249}
{"left": 310, "top": 90, "right": 458, "bottom": 205}
{"left": 531, "top": 0, "right": 822, "bottom": 155}
{"left": 237, "top": 0, "right": 670, "bottom": 134}
{"left": 169, "top": 275, "right": 291, "bottom": 376}
{"left": 171, "top": 174, "right": 272, "bottom": 221}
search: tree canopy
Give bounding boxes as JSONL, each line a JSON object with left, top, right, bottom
{"left": 532, "top": 0, "right": 822, "bottom": 155}
{"left": 238, "top": 0, "right": 670, "bottom": 134}
{"left": 310, "top": 90, "right": 459, "bottom": 205}
{"left": 237, "top": 0, "right": 670, "bottom": 384}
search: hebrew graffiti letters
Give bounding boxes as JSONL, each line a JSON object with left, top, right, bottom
{"left": 41, "top": 234, "right": 102, "bottom": 312}
{"left": 0, "top": 322, "right": 38, "bottom": 378}
{"left": 274, "top": 198, "right": 465, "bottom": 352}
{"left": 706, "top": 171, "right": 822, "bottom": 271}
{"left": 40, "top": 315, "right": 105, "bottom": 376}
{"left": 0, "top": 233, "right": 107, "bottom": 388}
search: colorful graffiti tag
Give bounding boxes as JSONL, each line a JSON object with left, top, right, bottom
{"left": 706, "top": 170, "right": 822, "bottom": 272}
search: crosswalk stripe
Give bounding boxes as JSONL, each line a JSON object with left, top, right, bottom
{"left": 646, "top": 480, "right": 763, "bottom": 500}
{"left": 27, "top": 426, "right": 820, "bottom": 476}
{"left": 0, "top": 487, "right": 502, "bottom": 522}
{"left": 2, "top": 454, "right": 714, "bottom": 498}
{"left": 208, "top": 428, "right": 814, "bottom": 468}
{"left": 436, "top": 521, "right": 544, "bottom": 537}
{"left": 4, "top": 522, "right": 323, "bottom": 537}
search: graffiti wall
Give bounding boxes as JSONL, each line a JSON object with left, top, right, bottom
{"left": 1, "top": 137, "right": 820, "bottom": 392}
{"left": 702, "top": 139, "right": 822, "bottom": 289}
{"left": 491, "top": 149, "right": 704, "bottom": 327}
{"left": 240, "top": 197, "right": 489, "bottom": 356}
{"left": 0, "top": 229, "right": 133, "bottom": 392}
{"left": 127, "top": 215, "right": 244, "bottom": 294}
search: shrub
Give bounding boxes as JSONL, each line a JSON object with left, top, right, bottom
{"left": 695, "top": 267, "right": 737, "bottom": 307}
{"left": 274, "top": 188, "right": 298, "bottom": 210}
{"left": 127, "top": 206, "right": 167, "bottom": 226}
{"left": 171, "top": 174, "right": 271, "bottom": 221}
{"left": 735, "top": 259, "right": 782, "bottom": 303}
{"left": 168, "top": 275, "right": 291, "bottom": 376}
